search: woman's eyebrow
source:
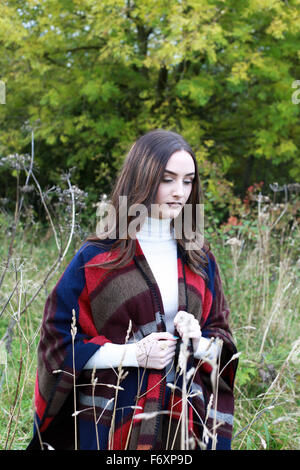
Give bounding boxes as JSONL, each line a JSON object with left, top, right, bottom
{"left": 164, "top": 169, "right": 195, "bottom": 176}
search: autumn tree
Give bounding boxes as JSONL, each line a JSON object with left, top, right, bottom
{"left": 0, "top": 0, "right": 299, "bottom": 220}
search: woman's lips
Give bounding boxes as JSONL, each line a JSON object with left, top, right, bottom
{"left": 167, "top": 202, "right": 182, "bottom": 207}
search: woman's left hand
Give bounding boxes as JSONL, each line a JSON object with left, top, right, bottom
{"left": 173, "top": 310, "right": 201, "bottom": 351}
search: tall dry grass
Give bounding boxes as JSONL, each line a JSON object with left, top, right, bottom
{"left": 223, "top": 186, "right": 300, "bottom": 450}
{"left": 0, "top": 144, "right": 88, "bottom": 450}
{"left": 0, "top": 146, "right": 299, "bottom": 449}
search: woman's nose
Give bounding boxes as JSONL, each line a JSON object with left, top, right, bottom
{"left": 172, "top": 180, "right": 184, "bottom": 197}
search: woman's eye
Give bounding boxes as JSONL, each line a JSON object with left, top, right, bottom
{"left": 162, "top": 178, "right": 193, "bottom": 184}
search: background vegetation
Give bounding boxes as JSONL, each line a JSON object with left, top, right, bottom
{"left": 0, "top": 0, "right": 299, "bottom": 450}
{"left": 1, "top": 0, "right": 300, "bottom": 214}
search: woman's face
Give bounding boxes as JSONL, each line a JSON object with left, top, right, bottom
{"left": 152, "top": 150, "right": 195, "bottom": 219}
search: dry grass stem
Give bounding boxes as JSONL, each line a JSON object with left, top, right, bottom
{"left": 71, "top": 309, "right": 78, "bottom": 450}
{"left": 108, "top": 319, "right": 132, "bottom": 450}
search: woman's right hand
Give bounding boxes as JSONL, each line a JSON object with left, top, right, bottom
{"left": 135, "top": 332, "right": 177, "bottom": 369}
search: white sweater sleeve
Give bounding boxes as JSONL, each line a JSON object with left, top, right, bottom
{"left": 84, "top": 337, "right": 219, "bottom": 370}
{"left": 194, "top": 336, "right": 220, "bottom": 361}
{"left": 83, "top": 342, "right": 139, "bottom": 370}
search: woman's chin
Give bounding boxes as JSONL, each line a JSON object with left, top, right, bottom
{"left": 150, "top": 203, "right": 183, "bottom": 219}
{"left": 161, "top": 206, "right": 182, "bottom": 219}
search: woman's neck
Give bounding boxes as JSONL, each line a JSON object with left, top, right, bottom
{"left": 136, "top": 215, "right": 174, "bottom": 241}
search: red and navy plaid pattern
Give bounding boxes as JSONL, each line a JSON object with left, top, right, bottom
{"left": 27, "top": 239, "right": 238, "bottom": 450}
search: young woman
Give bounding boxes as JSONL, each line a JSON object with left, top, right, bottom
{"left": 28, "top": 129, "right": 238, "bottom": 451}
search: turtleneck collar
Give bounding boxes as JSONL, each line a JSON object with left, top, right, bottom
{"left": 136, "top": 215, "right": 174, "bottom": 241}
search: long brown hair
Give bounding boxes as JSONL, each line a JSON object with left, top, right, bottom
{"left": 85, "top": 129, "right": 210, "bottom": 279}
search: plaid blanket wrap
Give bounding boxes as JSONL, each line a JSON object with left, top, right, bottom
{"left": 27, "top": 239, "right": 238, "bottom": 450}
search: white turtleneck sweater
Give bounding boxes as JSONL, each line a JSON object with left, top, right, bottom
{"left": 84, "top": 216, "right": 217, "bottom": 370}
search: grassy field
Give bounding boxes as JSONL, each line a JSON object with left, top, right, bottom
{"left": 0, "top": 198, "right": 299, "bottom": 450}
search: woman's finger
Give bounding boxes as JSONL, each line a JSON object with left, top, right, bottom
{"left": 158, "top": 339, "right": 177, "bottom": 349}
{"left": 151, "top": 332, "right": 178, "bottom": 341}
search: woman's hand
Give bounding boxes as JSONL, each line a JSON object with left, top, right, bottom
{"left": 135, "top": 332, "right": 177, "bottom": 369}
{"left": 173, "top": 310, "right": 202, "bottom": 351}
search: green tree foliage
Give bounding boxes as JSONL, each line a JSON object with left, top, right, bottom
{"left": 0, "top": 0, "right": 299, "bottom": 218}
